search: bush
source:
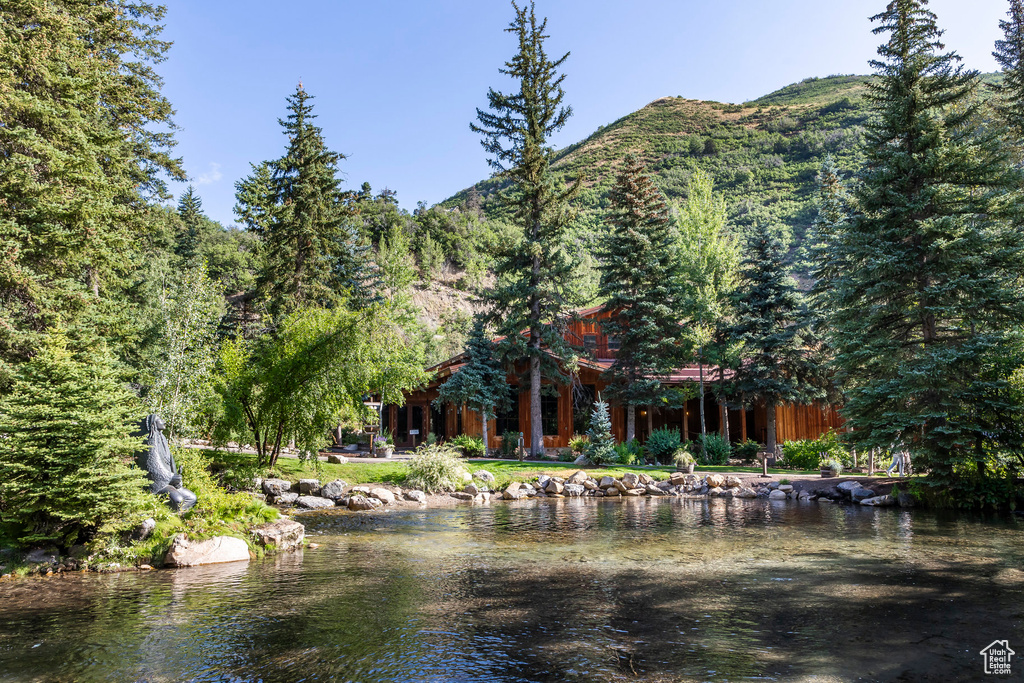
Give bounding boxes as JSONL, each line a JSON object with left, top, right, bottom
{"left": 733, "top": 439, "right": 762, "bottom": 462}
{"left": 568, "top": 433, "right": 589, "bottom": 455}
{"left": 585, "top": 400, "right": 617, "bottom": 465}
{"left": 673, "top": 448, "right": 695, "bottom": 469}
{"left": 450, "top": 434, "right": 485, "bottom": 458}
{"left": 645, "top": 427, "right": 681, "bottom": 464}
{"left": 781, "top": 431, "right": 850, "bottom": 471}
{"left": 499, "top": 432, "right": 522, "bottom": 460}
{"left": 406, "top": 444, "right": 466, "bottom": 493}
{"left": 614, "top": 441, "right": 643, "bottom": 466}
{"left": 699, "top": 434, "right": 732, "bottom": 465}
{"left": 557, "top": 449, "right": 576, "bottom": 462}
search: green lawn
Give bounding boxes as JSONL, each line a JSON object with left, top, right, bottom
{"left": 205, "top": 449, "right": 875, "bottom": 489}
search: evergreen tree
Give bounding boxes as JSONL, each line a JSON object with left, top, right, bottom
{"left": 434, "top": 317, "right": 511, "bottom": 451}
{"left": 993, "top": 0, "right": 1024, "bottom": 143}
{"left": 584, "top": 396, "right": 616, "bottom": 466}
{"left": 822, "top": 0, "right": 1024, "bottom": 494}
{"left": 598, "top": 154, "right": 686, "bottom": 442}
{"left": 472, "top": 2, "right": 581, "bottom": 457}
{"left": 0, "top": 1, "right": 184, "bottom": 384}
{"left": 0, "top": 335, "right": 151, "bottom": 547}
{"left": 176, "top": 185, "right": 206, "bottom": 260}
{"left": 234, "top": 84, "right": 375, "bottom": 317}
{"left": 730, "top": 224, "right": 819, "bottom": 455}
{"left": 675, "top": 170, "right": 740, "bottom": 438}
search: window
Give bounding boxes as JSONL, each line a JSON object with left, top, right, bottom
{"left": 583, "top": 334, "right": 597, "bottom": 352}
{"left": 496, "top": 392, "right": 520, "bottom": 436}
{"left": 607, "top": 336, "right": 621, "bottom": 351}
{"left": 541, "top": 392, "right": 559, "bottom": 436}
{"left": 572, "top": 384, "right": 596, "bottom": 436}
{"left": 396, "top": 405, "right": 408, "bottom": 442}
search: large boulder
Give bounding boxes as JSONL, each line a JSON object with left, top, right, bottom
{"left": 503, "top": 488, "right": 524, "bottom": 500}
{"left": 326, "top": 454, "right": 348, "bottom": 464}
{"left": 621, "top": 472, "right": 640, "bottom": 489}
{"left": 735, "top": 487, "right": 758, "bottom": 499}
{"left": 450, "top": 491, "right": 475, "bottom": 501}
{"left": 604, "top": 486, "right": 621, "bottom": 496}
{"left": 545, "top": 480, "right": 564, "bottom": 495}
{"left": 370, "top": 488, "right": 396, "bottom": 505}
{"left": 464, "top": 483, "right": 481, "bottom": 495}
{"left": 836, "top": 481, "right": 861, "bottom": 496}
{"left": 708, "top": 486, "right": 725, "bottom": 497}
{"left": 637, "top": 473, "right": 655, "bottom": 486}
{"left": 768, "top": 489, "right": 788, "bottom": 500}
{"left": 348, "top": 496, "right": 381, "bottom": 511}
{"left": 404, "top": 490, "right": 427, "bottom": 504}
{"left": 583, "top": 479, "right": 599, "bottom": 491}
{"left": 613, "top": 479, "right": 629, "bottom": 493}
{"left": 567, "top": 470, "right": 589, "bottom": 485}
{"left": 851, "top": 486, "right": 875, "bottom": 502}
{"left": 622, "top": 488, "right": 642, "bottom": 497}
{"left": 298, "top": 479, "right": 321, "bottom": 496}
{"left": 164, "top": 535, "right": 250, "bottom": 567}
{"left": 262, "top": 478, "right": 292, "bottom": 496}
{"left": 320, "top": 480, "right": 348, "bottom": 500}
{"left": 599, "top": 476, "right": 617, "bottom": 489}
{"left": 725, "top": 476, "right": 742, "bottom": 489}
{"left": 270, "top": 492, "right": 299, "bottom": 505}
{"left": 563, "top": 483, "right": 585, "bottom": 497}
{"left": 473, "top": 470, "right": 496, "bottom": 483}
{"left": 251, "top": 520, "right": 305, "bottom": 551}
{"left": 646, "top": 484, "right": 667, "bottom": 496}
{"left": 296, "top": 495, "right": 335, "bottom": 510}
{"left": 573, "top": 454, "right": 592, "bottom": 466}
{"left": 669, "top": 472, "right": 687, "bottom": 487}
{"left": 537, "top": 475, "right": 551, "bottom": 489}
{"left": 705, "top": 474, "right": 726, "bottom": 489}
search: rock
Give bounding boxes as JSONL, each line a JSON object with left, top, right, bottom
{"left": 351, "top": 486, "right": 371, "bottom": 495}
{"left": 573, "top": 454, "right": 592, "bottom": 466}
{"left": 326, "top": 454, "right": 348, "bottom": 464}
{"left": 836, "top": 481, "right": 861, "bottom": 496}
{"left": 851, "top": 486, "right": 874, "bottom": 502}
{"left": 567, "top": 470, "right": 589, "bottom": 485}
{"left": 622, "top": 488, "right": 642, "bottom": 497}
{"left": 473, "top": 492, "right": 490, "bottom": 504}
{"left": 370, "top": 488, "right": 396, "bottom": 505}
{"left": 592, "top": 489, "right": 605, "bottom": 497}
{"left": 404, "top": 490, "right": 427, "bottom": 503}
{"left": 320, "top": 480, "right": 348, "bottom": 500}
{"left": 545, "top": 480, "right": 564, "bottom": 494}
{"left": 461, "top": 471, "right": 473, "bottom": 483}
{"left": 646, "top": 484, "right": 667, "bottom": 496}
{"left": 583, "top": 479, "right": 599, "bottom": 490}
{"left": 719, "top": 489, "right": 734, "bottom": 500}
{"left": 164, "top": 534, "right": 250, "bottom": 567}
{"left": 348, "top": 496, "right": 382, "bottom": 510}
{"left": 604, "top": 487, "right": 621, "bottom": 496}
{"left": 735, "top": 487, "right": 758, "bottom": 499}
{"left": 251, "top": 520, "right": 305, "bottom": 551}
{"left": 270, "top": 492, "right": 299, "bottom": 505}
{"left": 860, "top": 494, "right": 897, "bottom": 507}
{"left": 473, "top": 470, "right": 496, "bottom": 483}
{"left": 798, "top": 491, "right": 812, "bottom": 500}
{"left": 705, "top": 474, "right": 726, "bottom": 488}
{"left": 262, "top": 478, "right": 292, "bottom": 496}
{"left": 564, "top": 483, "right": 585, "bottom": 497}
{"left": 769, "top": 490, "right": 788, "bottom": 500}
{"left": 897, "top": 492, "right": 916, "bottom": 508}
{"left": 725, "top": 476, "right": 742, "bottom": 489}
{"left": 621, "top": 472, "right": 640, "bottom": 488}
{"left": 296, "top": 495, "right": 335, "bottom": 509}
{"left": 464, "top": 483, "right": 480, "bottom": 495}
{"left": 24, "top": 549, "right": 59, "bottom": 565}
{"left": 298, "top": 479, "right": 322, "bottom": 496}
{"left": 768, "top": 481, "right": 781, "bottom": 490}
{"left": 537, "top": 475, "right": 551, "bottom": 489}
{"left": 708, "top": 486, "right": 725, "bottom": 497}
{"left": 669, "top": 472, "right": 687, "bottom": 486}
{"left": 778, "top": 484, "right": 794, "bottom": 493}
{"left": 131, "top": 518, "right": 156, "bottom": 542}
{"left": 450, "top": 492, "right": 474, "bottom": 501}
{"left": 638, "top": 473, "right": 655, "bottom": 486}
{"left": 249, "top": 492, "right": 267, "bottom": 502}
{"left": 503, "top": 488, "right": 523, "bottom": 500}
{"left": 613, "top": 480, "right": 629, "bottom": 493}
{"left": 599, "top": 476, "right": 617, "bottom": 489}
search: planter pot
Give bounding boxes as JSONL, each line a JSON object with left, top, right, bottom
{"left": 382, "top": 447, "right": 394, "bottom": 459}
{"left": 820, "top": 468, "right": 837, "bottom": 478}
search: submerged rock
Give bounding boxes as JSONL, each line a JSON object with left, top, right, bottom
{"left": 164, "top": 534, "right": 250, "bottom": 567}
{"left": 860, "top": 494, "right": 896, "bottom": 507}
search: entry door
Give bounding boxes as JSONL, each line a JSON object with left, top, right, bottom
{"left": 395, "top": 403, "right": 426, "bottom": 448}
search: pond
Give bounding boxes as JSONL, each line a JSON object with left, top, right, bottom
{"left": 1, "top": 498, "right": 1022, "bottom": 682}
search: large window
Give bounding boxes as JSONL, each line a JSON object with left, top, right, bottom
{"left": 607, "top": 336, "right": 621, "bottom": 351}
{"left": 496, "top": 392, "right": 520, "bottom": 436}
{"left": 583, "top": 334, "right": 597, "bottom": 352}
{"left": 541, "top": 392, "right": 559, "bottom": 436}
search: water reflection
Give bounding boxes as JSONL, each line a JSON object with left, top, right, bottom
{"left": 1, "top": 498, "right": 1022, "bottom": 682}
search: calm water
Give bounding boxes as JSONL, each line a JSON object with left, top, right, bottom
{"left": 1, "top": 498, "right": 1022, "bottom": 682}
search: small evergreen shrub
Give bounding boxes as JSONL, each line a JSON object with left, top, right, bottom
{"left": 450, "top": 434, "right": 485, "bottom": 458}
{"left": 499, "top": 432, "right": 522, "bottom": 459}
{"left": 733, "top": 439, "right": 762, "bottom": 462}
{"left": 584, "top": 399, "right": 617, "bottom": 466}
{"left": 406, "top": 444, "right": 466, "bottom": 493}
{"left": 781, "top": 431, "right": 850, "bottom": 471}
{"left": 700, "top": 434, "right": 732, "bottom": 466}
{"left": 614, "top": 441, "right": 643, "bottom": 466}
{"left": 557, "top": 449, "right": 576, "bottom": 462}
{"left": 644, "top": 427, "right": 681, "bottom": 464}
{"left": 568, "top": 433, "right": 589, "bottom": 455}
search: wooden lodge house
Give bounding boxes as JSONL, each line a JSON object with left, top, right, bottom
{"left": 382, "top": 306, "right": 842, "bottom": 451}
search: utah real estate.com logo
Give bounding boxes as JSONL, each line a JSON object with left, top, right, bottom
{"left": 980, "top": 640, "right": 1015, "bottom": 675}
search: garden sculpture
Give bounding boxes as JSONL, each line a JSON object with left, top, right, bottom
{"left": 137, "top": 414, "right": 197, "bottom": 512}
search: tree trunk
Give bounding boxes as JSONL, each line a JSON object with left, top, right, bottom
{"left": 647, "top": 404, "right": 653, "bottom": 439}
{"left": 720, "top": 400, "right": 730, "bottom": 443}
{"left": 481, "top": 408, "right": 489, "bottom": 456}
{"left": 530, "top": 353, "right": 543, "bottom": 458}
{"left": 766, "top": 403, "right": 777, "bottom": 456}
{"left": 698, "top": 353, "right": 706, "bottom": 438}
{"left": 626, "top": 404, "right": 636, "bottom": 443}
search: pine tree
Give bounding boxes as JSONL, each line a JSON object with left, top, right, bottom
{"left": 822, "top": 0, "right": 1024, "bottom": 493}
{"left": 598, "top": 154, "right": 686, "bottom": 442}
{"left": 235, "top": 84, "right": 375, "bottom": 317}
{"left": 993, "top": 0, "right": 1024, "bottom": 143}
{"left": 0, "top": 335, "right": 152, "bottom": 547}
{"left": 730, "top": 224, "right": 820, "bottom": 455}
{"left": 176, "top": 185, "right": 206, "bottom": 261}
{"left": 434, "top": 317, "right": 510, "bottom": 451}
{"left": 584, "top": 396, "right": 616, "bottom": 466}
{"left": 472, "top": 2, "right": 581, "bottom": 457}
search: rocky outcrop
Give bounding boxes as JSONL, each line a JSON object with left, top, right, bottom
{"left": 164, "top": 535, "right": 250, "bottom": 567}
{"left": 252, "top": 520, "right": 305, "bottom": 551}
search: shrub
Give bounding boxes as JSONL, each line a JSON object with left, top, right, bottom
{"left": 781, "top": 431, "right": 850, "bottom": 471}
{"left": 820, "top": 457, "right": 843, "bottom": 474}
{"left": 700, "top": 433, "right": 732, "bottom": 465}
{"left": 406, "top": 444, "right": 466, "bottom": 493}
{"left": 450, "top": 434, "right": 485, "bottom": 458}
{"left": 614, "top": 441, "right": 643, "bottom": 466}
{"left": 644, "top": 427, "right": 681, "bottom": 464}
{"left": 733, "top": 439, "right": 762, "bottom": 462}
{"left": 673, "top": 448, "right": 695, "bottom": 469}
{"left": 557, "top": 449, "right": 576, "bottom": 462}
{"left": 499, "top": 432, "right": 522, "bottom": 460}
{"left": 585, "top": 399, "right": 617, "bottom": 466}
{"left": 568, "top": 433, "right": 589, "bottom": 455}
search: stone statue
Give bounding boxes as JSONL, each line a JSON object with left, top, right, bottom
{"left": 137, "top": 414, "right": 197, "bottom": 512}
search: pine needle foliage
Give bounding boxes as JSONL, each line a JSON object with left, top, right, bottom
{"left": 598, "top": 154, "right": 686, "bottom": 441}
{"left": 472, "top": 2, "right": 581, "bottom": 456}
{"left": 820, "top": 0, "right": 1024, "bottom": 494}
{"left": 584, "top": 397, "right": 616, "bottom": 466}
{"left": 0, "top": 335, "right": 152, "bottom": 547}
{"left": 993, "top": 0, "right": 1024, "bottom": 142}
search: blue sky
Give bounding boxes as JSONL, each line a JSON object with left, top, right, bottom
{"left": 159, "top": 0, "right": 1009, "bottom": 226}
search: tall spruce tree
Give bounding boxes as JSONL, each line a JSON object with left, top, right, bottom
{"left": 472, "top": 2, "right": 580, "bottom": 457}
{"left": 730, "top": 224, "right": 819, "bottom": 455}
{"left": 821, "top": 0, "right": 1024, "bottom": 494}
{"left": 993, "top": 0, "right": 1024, "bottom": 143}
{"left": 434, "top": 317, "right": 510, "bottom": 451}
{"left": 176, "top": 185, "right": 206, "bottom": 261}
{"left": 598, "top": 154, "right": 686, "bottom": 442}
{"left": 235, "top": 84, "right": 374, "bottom": 317}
